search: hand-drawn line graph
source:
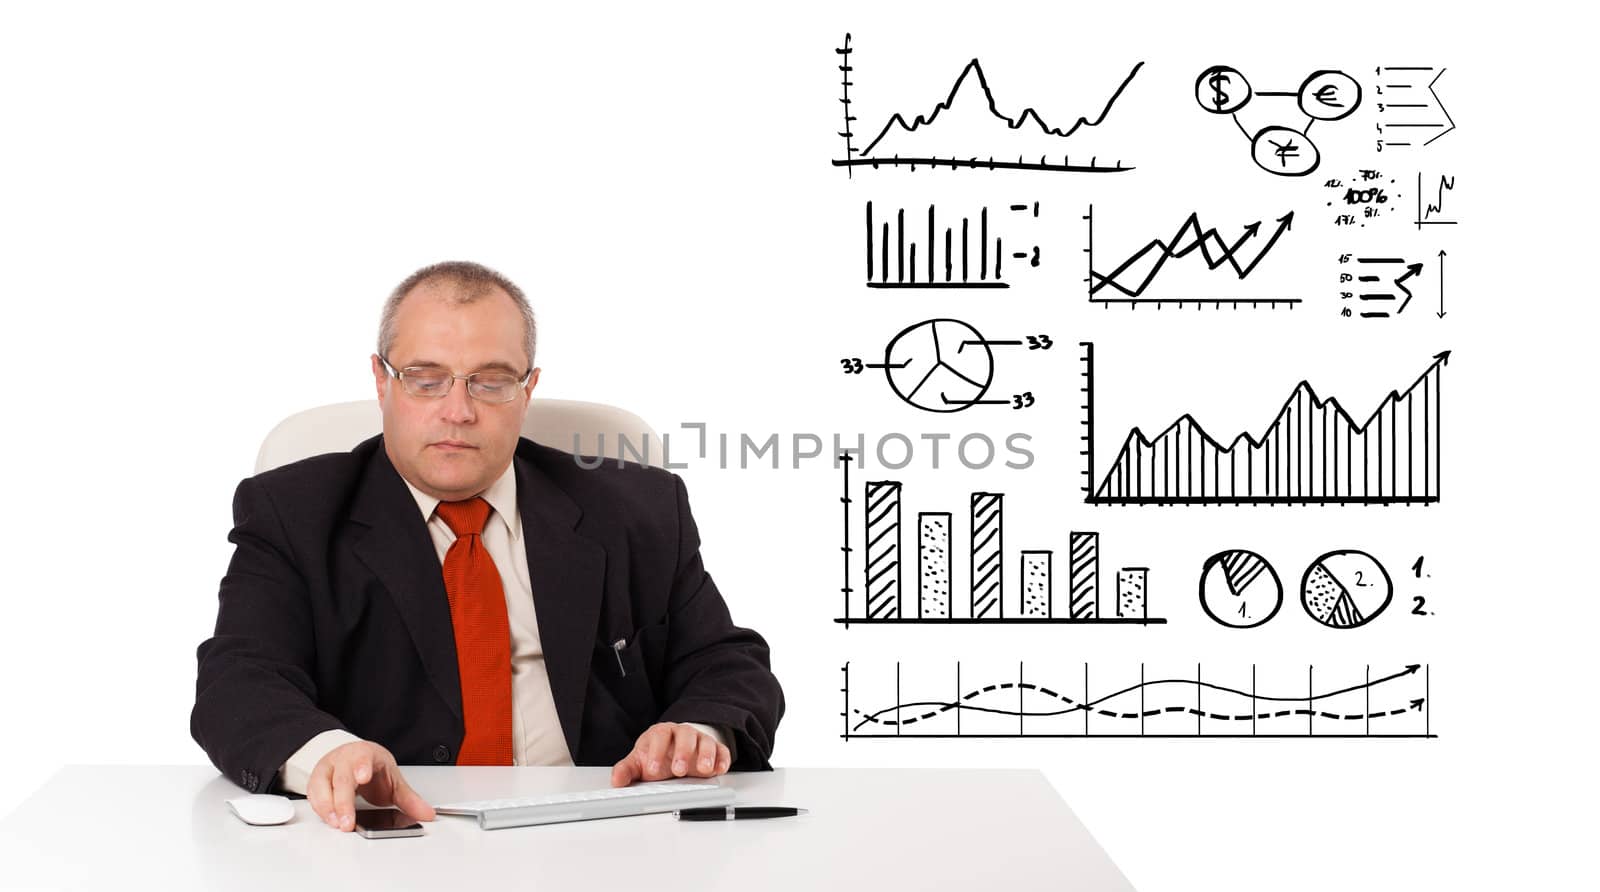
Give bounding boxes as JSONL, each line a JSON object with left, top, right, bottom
{"left": 835, "top": 453, "right": 1165, "bottom": 627}
{"left": 834, "top": 34, "right": 1141, "bottom": 174}
{"left": 1078, "top": 342, "right": 1450, "bottom": 505}
{"left": 841, "top": 661, "right": 1433, "bottom": 738}
{"left": 866, "top": 201, "right": 1041, "bottom": 289}
{"left": 1302, "top": 549, "right": 1393, "bottom": 629}
{"left": 841, "top": 319, "right": 1052, "bottom": 413}
{"left": 1195, "top": 65, "right": 1360, "bottom": 176}
{"left": 1084, "top": 204, "right": 1301, "bottom": 309}
{"left": 1377, "top": 66, "right": 1454, "bottom": 148}
{"left": 1415, "top": 172, "right": 1458, "bottom": 229}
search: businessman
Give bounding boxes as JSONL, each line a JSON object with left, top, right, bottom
{"left": 192, "top": 261, "right": 783, "bottom": 832}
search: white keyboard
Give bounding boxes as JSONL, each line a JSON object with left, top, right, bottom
{"left": 435, "top": 781, "right": 735, "bottom": 830}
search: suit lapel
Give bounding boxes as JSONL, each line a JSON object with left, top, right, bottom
{"left": 514, "top": 450, "right": 607, "bottom": 761}
{"left": 349, "top": 442, "right": 464, "bottom": 721}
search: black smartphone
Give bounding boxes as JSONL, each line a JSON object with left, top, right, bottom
{"left": 354, "top": 808, "right": 424, "bottom": 839}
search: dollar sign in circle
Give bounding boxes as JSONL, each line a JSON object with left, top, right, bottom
{"left": 1209, "top": 72, "right": 1231, "bottom": 109}
{"left": 1195, "top": 66, "right": 1250, "bottom": 115}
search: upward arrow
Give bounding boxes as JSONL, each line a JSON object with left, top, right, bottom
{"left": 1395, "top": 262, "right": 1424, "bottom": 314}
{"left": 1235, "top": 212, "right": 1294, "bottom": 279}
{"left": 1224, "top": 219, "right": 1263, "bottom": 261}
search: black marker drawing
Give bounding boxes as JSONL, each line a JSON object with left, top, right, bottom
{"left": 1084, "top": 204, "right": 1301, "bottom": 309}
{"left": 865, "top": 201, "right": 1041, "bottom": 288}
{"left": 1340, "top": 255, "right": 1424, "bottom": 319}
{"left": 841, "top": 319, "right": 1051, "bottom": 413}
{"left": 834, "top": 34, "right": 1140, "bottom": 174}
{"left": 841, "top": 661, "right": 1433, "bottom": 738}
{"left": 1302, "top": 550, "right": 1393, "bottom": 629}
{"left": 1415, "top": 172, "right": 1458, "bottom": 229}
{"left": 1375, "top": 66, "right": 1454, "bottom": 148}
{"left": 1435, "top": 250, "right": 1448, "bottom": 318}
{"left": 1198, "top": 549, "right": 1282, "bottom": 628}
{"left": 1195, "top": 66, "right": 1360, "bottom": 177}
{"left": 836, "top": 453, "right": 1164, "bottom": 626}
{"left": 1324, "top": 170, "right": 1402, "bottom": 228}
{"left": 1079, "top": 342, "right": 1450, "bottom": 505}
{"left": 1410, "top": 555, "right": 1437, "bottom": 617}
{"left": 1324, "top": 169, "right": 1459, "bottom": 233}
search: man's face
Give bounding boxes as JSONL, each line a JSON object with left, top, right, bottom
{"left": 372, "top": 281, "right": 540, "bottom": 502}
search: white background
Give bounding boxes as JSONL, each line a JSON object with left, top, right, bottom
{"left": 0, "top": 2, "right": 1594, "bottom": 889}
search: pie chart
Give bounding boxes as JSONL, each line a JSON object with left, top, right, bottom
{"left": 1301, "top": 550, "right": 1392, "bottom": 629}
{"left": 884, "top": 319, "right": 995, "bottom": 413}
{"left": 1198, "top": 549, "right": 1282, "bottom": 628}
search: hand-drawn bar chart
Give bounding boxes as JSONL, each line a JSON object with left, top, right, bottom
{"left": 1079, "top": 342, "right": 1450, "bottom": 505}
{"left": 865, "top": 201, "right": 1041, "bottom": 289}
{"left": 839, "top": 454, "right": 1163, "bottom": 625}
{"left": 841, "top": 661, "right": 1434, "bottom": 739}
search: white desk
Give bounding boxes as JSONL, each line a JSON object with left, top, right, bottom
{"left": 0, "top": 765, "right": 1131, "bottom": 891}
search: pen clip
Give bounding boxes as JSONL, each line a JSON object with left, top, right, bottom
{"left": 612, "top": 638, "right": 627, "bottom": 677}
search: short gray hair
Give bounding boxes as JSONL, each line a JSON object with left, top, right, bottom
{"left": 378, "top": 261, "right": 537, "bottom": 371}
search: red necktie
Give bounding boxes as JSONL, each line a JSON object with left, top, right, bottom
{"left": 436, "top": 497, "right": 514, "bottom": 765}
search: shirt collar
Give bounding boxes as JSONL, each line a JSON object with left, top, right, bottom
{"left": 400, "top": 460, "right": 521, "bottom": 540}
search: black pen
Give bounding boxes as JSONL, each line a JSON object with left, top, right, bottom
{"left": 674, "top": 806, "right": 807, "bottom": 821}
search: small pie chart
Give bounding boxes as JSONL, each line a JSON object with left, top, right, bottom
{"left": 1301, "top": 550, "right": 1392, "bottom": 629}
{"left": 884, "top": 319, "right": 995, "bottom": 413}
{"left": 1198, "top": 549, "right": 1282, "bottom": 628}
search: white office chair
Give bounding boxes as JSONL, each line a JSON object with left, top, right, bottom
{"left": 254, "top": 398, "right": 664, "bottom": 474}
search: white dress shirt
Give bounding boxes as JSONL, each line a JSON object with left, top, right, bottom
{"left": 278, "top": 461, "right": 724, "bottom": 793}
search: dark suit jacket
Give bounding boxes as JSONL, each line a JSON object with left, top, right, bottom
{"left": 191, "top": 434, "right": 783, "bottom": 793}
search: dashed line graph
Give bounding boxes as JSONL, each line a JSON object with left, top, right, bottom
{"left": 841, "top": 661, "right": 1433, "bottom": 738}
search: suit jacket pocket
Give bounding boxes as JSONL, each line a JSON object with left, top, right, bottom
{"left": 593, "top": 618, "right": 668, "bottom": 729}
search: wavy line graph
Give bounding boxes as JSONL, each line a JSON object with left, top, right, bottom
{"left": 842, "top": 662, "right": 1432, "bottom": 738}
{"left": 852, "top": 692, "right": 1419, "bottom": 729}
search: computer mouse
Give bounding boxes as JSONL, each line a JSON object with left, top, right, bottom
{"left": 227, "top": 793, "right": 296, "bottom": 826}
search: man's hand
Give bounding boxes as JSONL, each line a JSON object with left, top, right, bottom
{"left": 610, "top": 722, "right": 731, "bottom": 787}
{"left": 307, "top": 740, "right": 436, "bottom": 831}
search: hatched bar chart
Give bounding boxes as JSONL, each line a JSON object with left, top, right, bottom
{"left": 836, "top": 455, "right": 1164, "bottom": 626}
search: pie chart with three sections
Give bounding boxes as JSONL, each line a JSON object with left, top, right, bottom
{"left": 884, "top": 319, "right": 995, "bottom": 413}
{"left": 1301, "top": 549, "right": 1393, "bottom": 629}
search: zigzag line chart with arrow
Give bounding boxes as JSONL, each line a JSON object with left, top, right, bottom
{"left": 1085, "top": 205, "right": 1301, "bottom": 309}
{"left": 841, "top": 662, "right": 1432, "bottom": 738}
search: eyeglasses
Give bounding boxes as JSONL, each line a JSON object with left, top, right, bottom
{"left": 380, "top": 357, "right": 531, "bottom": 403}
